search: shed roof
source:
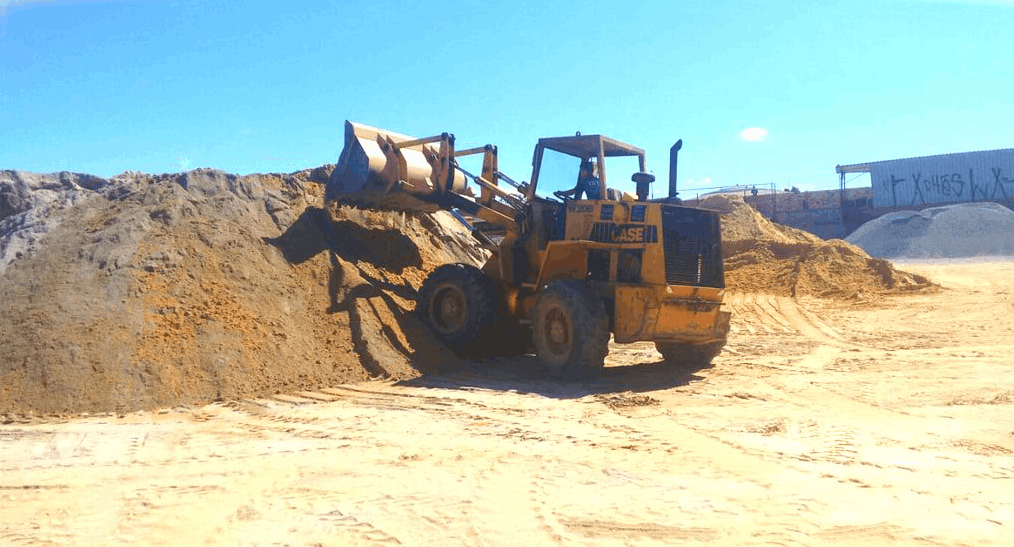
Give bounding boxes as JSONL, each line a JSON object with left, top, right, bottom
{"left": 836, "top": 147, "right": 1014, "bottom": 174}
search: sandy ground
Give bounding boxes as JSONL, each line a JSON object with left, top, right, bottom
{"left": 3, "top": 259, "right": 1013, "bottom": 546}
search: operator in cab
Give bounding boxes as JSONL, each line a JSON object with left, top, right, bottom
{"left": 557, "top": 158, "right": 601, "bottom": 201}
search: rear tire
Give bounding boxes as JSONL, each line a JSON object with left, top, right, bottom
{"left": 655, "top": 340, "right": 725, "bottom": 371}
{"left": 417, "top": 263, "right": 498, "bottom": 357}
{"left": 532, "top": 281, "right": 609, "bottom": 380}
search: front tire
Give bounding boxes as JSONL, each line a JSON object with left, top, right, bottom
{"left": 417, "top": 263, "right": 498, "bottom": 357}
{"left": 655, "top": 340, "right": 725, "bottom": 371}
{"left": 532, "top": 281, "right": 609, "bottom": 379}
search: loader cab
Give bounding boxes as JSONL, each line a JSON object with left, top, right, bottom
{"left": 526, "top": 134, "right": 650, "bottom": 203}
{"left": 524, "top": 134, "right": 654, "bottom": 245}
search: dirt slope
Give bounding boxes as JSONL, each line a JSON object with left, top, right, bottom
{"left": 1, "top": 168, "right": 484, "bottom": 415}
{"left": 2, "top": 177, "right": 935, "bottom": 416}
{"left": 702, "top": 194, "right": 934, "bottom": 298}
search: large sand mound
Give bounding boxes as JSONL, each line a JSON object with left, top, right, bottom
{"left": 1, "top": 168, "right": 484, "bottom": 415}
{"left": 701, "top": 194, "right": 934, "bottom": 298}
{"left": 2, "top": 174, "right": 936, "bottom": 416}
{"left": 845, "top": 202, "right": 1014, "bottom": 259}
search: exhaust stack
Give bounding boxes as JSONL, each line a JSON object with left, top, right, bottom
{"left": 669, "top": 139, "right": 683, "bottom": 198}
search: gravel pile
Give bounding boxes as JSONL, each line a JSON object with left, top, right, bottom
{"left": 846, "top": 202, "right": 1014, "bottom": 259}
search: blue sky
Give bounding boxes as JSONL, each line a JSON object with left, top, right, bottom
{"left": 2, "top": 0, "right": 1012, "bottom": 197}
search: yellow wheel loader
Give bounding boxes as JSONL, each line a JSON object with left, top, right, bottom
{"left": 327, "top": 121, "right": 731, "bottom": 379}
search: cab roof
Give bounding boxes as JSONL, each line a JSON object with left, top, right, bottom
{"left": 538, "top": 134, "right": 645, "bottom": 159}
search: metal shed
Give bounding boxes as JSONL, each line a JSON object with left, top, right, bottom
{"left": 837, "top": 148, "right": 1014, "bottom": 208}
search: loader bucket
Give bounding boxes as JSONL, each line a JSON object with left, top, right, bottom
{"left": 326, "top": 120, "right": 468, "bottom": 213}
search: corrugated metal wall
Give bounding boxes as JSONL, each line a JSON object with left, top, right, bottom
{"left": 868, "top": 149, "right": 1014, "bottom": 208}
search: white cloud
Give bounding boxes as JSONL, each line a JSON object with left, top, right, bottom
{"left": 739, "top": 128, "right": 768, "bottom": 142}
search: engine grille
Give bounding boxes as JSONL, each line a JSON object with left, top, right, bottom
{"left": 660, "top": 205, "right": 725, "bottom": 288}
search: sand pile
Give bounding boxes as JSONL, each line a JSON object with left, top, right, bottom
{"left": 845, "top": 202, "right": 1014, "bottom": 259}
{"left": 1, "top": 167, "right": 485, "bottom": 415}
{"left": 700, "top": 194, "right": 934, "bottom": 298}
{"left": 2, "top": 171, "right": 940, "bottom": 416}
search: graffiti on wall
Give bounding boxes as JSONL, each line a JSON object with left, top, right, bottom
{"left": 874, "top": 165, "right": 1014, "bottom": 207}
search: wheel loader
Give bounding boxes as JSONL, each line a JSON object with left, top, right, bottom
{"left": 326, "top": 120, "right": 731, "bottom": 378}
